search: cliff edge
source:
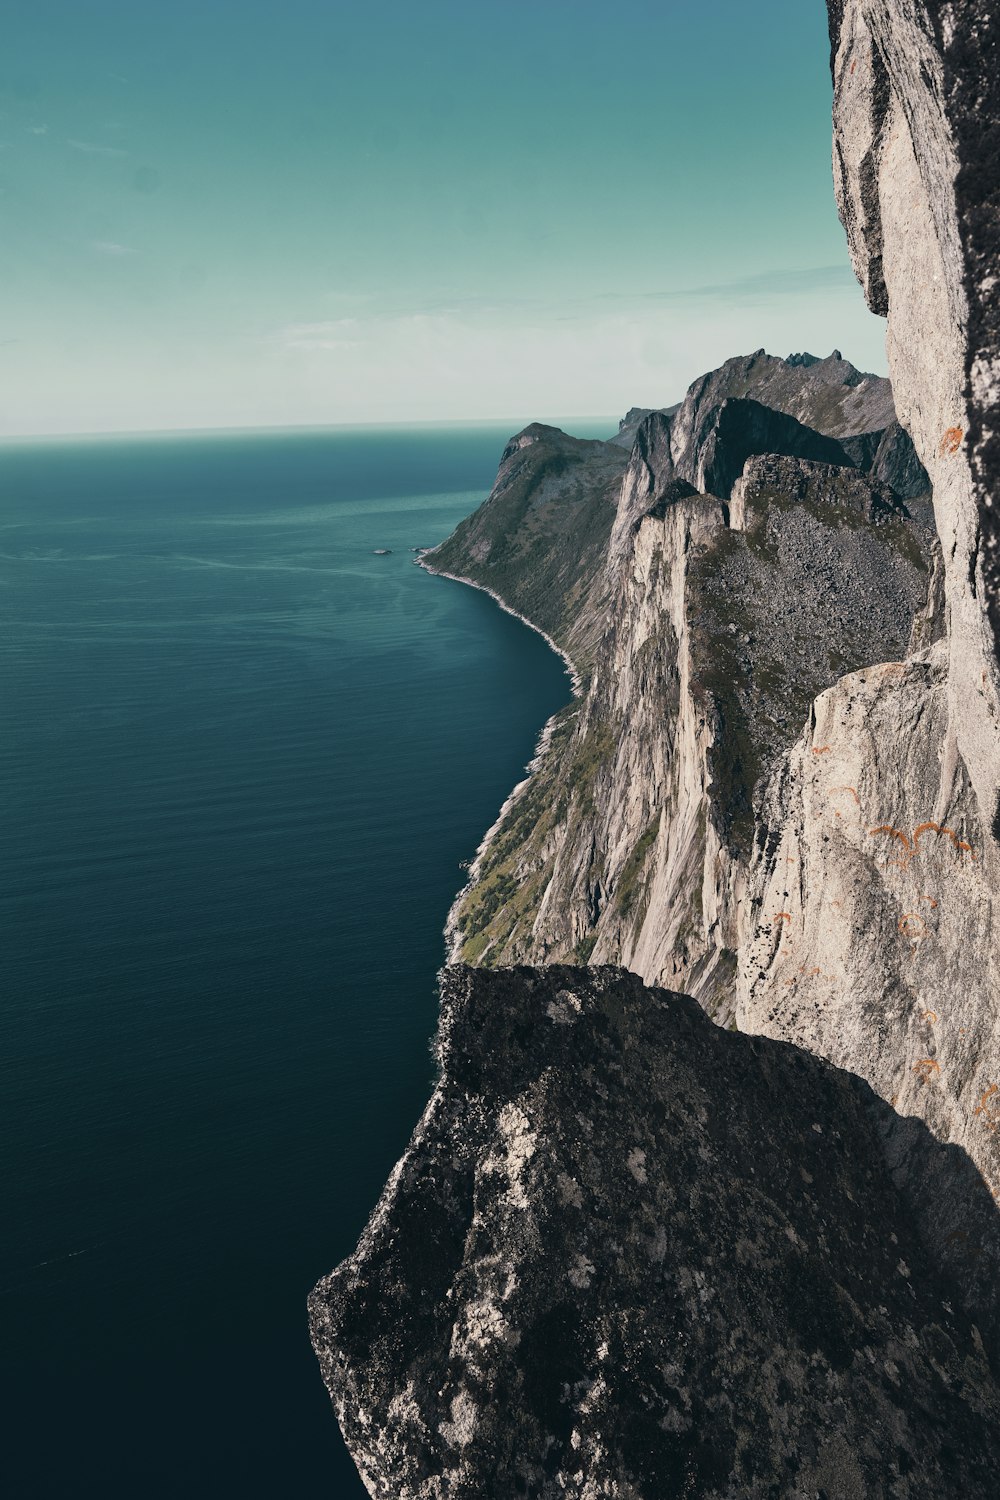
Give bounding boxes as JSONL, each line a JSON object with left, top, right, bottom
{"left": 310, "top": 966, "right": 1000, "bottom": 1499}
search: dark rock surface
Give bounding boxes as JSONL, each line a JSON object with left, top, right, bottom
{"left": 669, "top": 348, "right": 895, "bottom": 453}
{"left": 868, "top": 419, "right": 931, "bottom": 503}
{"left": 311, "top": 965, "right": 1000, "bottom": 1499}
{"left": 693, "top": 397, "right": 854, "bottom": 501}
{"left": 690, "top": 453, "right": 931, "bottom": 851}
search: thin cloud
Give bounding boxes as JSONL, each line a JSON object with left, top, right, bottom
{"left": 594, "top": 265, "right": 857, "bottom": 307}
{"left": 277, "top": 319, "right": 360, "bottom": 351}
{"left": 25, "top": 124, "right": 49, "bottom": 135}
{"left": 67, "top": 138, "right": 128, "bottom": 158}
{"left": 91, "top": 240, "right": 136, "bottom": 256}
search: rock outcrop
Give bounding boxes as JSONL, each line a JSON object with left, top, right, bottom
{"left": 310, "top": 966, "right": 1000, "bottom": 1500}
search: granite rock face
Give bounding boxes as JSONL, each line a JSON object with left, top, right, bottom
{"left": 310, "top": 966, "right": 1000, "bottom": 1500}
{"left": 827, "top": 0, "right": 1000, "bottom": 833}
{"left": 729, "top": 0, "right": 1000, "bottom": 1351}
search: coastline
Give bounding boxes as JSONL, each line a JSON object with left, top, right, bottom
{"left": 418, "top": 553, "right": 583, "bottom": 960}
{"left": 417, "top": 555, "right": 583, "bottom": 696}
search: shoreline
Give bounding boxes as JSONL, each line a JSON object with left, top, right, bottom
{"left": 418, "top": 554, "right": 583, "bottom": 959}
{"left": 417, "top": 556, "right": 584, "bottom": 697}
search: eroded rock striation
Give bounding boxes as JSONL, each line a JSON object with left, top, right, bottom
{"left": 310, "top": 966, "right": 1000, "bottom": 1499}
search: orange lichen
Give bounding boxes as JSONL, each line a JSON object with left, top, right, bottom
{"left": 869, "top": 824, "right": 912, "bottom": 852}
{"left": 974, "top": 1084, "right": 1000, "bottom": 1132}
{"left": 913, "top": 1058, "right": 941, "bottom": 1078}
{"left": 812, "top": 745, "right": 831, "bottom": 755}
{"left": 919, "top": 1009, "right": 938, "bottom": 1026}
{"left": 911, "top": 821, "right": 975, "bottom": 860}
{"left": 919, "top": 894, "right": 939, "bottom": 909}
{"left": 774, "top": 912, "right": 792, "bottom": 923}
{"left": 939, "top": 426, "right": 963, "bottom": 456}
{"left": 829, "top": 785, "right": 860, "bottom": 805}
{"left": 914, "top": 820, "right": 956, "bottom": 846}
{"left": 899, "top": 913, "right": 928, "bottom": 938}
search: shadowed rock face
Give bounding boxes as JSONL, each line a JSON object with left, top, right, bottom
{"left": 691, "top": 397, "right": 854, "bottom": 502}
{"left": 310, "top": 966, "right": 1000, "bottom": 1500}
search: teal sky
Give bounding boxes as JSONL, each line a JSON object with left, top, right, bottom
{"left": 0, "top": 0, "right": 887, "bottom": 436}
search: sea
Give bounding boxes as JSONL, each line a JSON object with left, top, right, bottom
{"left": 0, "top": 422, "right": 611, "bottom": 1497}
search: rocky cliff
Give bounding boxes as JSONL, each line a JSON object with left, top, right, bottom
{"left": 431, "top": 355, "right": 934, "bottom": 1025}
{"left": 736, "top": 0, "right": 1000, "bottom": 1317}
{"left": 312, "top": 4, "right": 1000, "bottom": 1493}
{"left": 311, "top": 967, "right": 1000, "bottom": 1499}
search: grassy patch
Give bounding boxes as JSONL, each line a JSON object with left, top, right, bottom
{"left": 614, "top": 817, "right": 660, "bottom": 917}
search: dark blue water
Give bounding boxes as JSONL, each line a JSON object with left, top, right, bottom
{"left": 0, "top": 424, "right": 602, "bottom": 1497}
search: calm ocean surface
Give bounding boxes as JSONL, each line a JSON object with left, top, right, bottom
{"left": 0, "top": 423, "right": 608, "bottom": 1497}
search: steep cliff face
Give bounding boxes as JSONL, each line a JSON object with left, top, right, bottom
{"left": 734, "top": 0, "right": 1000, "bottom": 1299}
{"left": 437, "top": 363, "right": 932, "bottom": 1019}
{"left": 825, "top": 0, "right": 1000, "bottom": 840}
{"left": 310, "top": 967, "right": 1000, "bottom": 1500}
{"left": 427, "top": 425, "right": 628, "bottom": 677}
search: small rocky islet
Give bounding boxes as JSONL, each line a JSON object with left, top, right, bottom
{"left": 312, "top": 3, "right": 1000, "bottom": 1495}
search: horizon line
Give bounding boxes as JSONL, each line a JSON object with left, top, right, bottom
{"left": 0, "top": 413, "right": 625, "bottom": 446}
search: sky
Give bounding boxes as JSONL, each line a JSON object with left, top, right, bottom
{"left": 0, "top": 0, "right": 889, "bottom": 437}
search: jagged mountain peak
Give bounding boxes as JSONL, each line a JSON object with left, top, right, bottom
{"left": 675, "top": 347, "right": 894, "bottom": 441}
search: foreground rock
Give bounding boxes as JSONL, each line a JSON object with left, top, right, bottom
{"left": 311, "top": 965, "right": 1000, "bottom": 1500}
